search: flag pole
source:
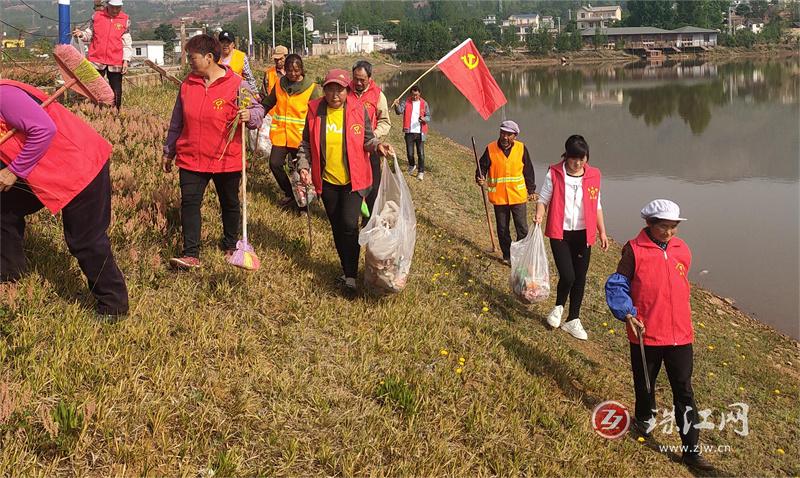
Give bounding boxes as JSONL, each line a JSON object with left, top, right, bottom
{"left": 392, "top": 62, "right": 438, "bottom": 104}
{"left": 472, "top": 136, "right": 498, "bottom": 253}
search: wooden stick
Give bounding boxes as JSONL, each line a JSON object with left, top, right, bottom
{"left": 241, "top": 122, "right": 249, "bottom": 242}
{"left": 0, "top": 78, "right": 77, "bottom": 146}
{"left": 471, "top": 136, "right": 498, "bottom": 253}
{"left": 144, "top": 59, "right": 181, "bottom": 86}
{"left": 392, "top": 62, "right": 438, "bottom": 104}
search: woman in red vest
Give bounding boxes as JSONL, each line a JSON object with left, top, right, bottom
{"left": 73, "top": 0, "right": 131, "bottom": 110}
{"left": 0, "top": 81, "right": 129, "bottom": 319}
{"left": 162, "top": 34, "right": 264, "bottom": 269}
{"left": 296, "top": 69, "right": 395, "bottom": 295}
{"left": 534, "top": 135, "right": 609, "bottom": 340}
{"left": 605, "top": 200, "right": 712, "bottom": 471}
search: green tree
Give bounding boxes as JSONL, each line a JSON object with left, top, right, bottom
{"left": 675, "top": 0, "right": 727, "bottom": 29}
{"left": 154, "top": 23, "right": 176, "bottom": 51}
{"left": 527, "top": 28, "right": 554, "bottom": 55}
{"left": 396, "top": 21, "right": 452, "bottom": 60}
{"left": 625, "top": 0, "right": 675, "bottom": 29}
{"left": 592, "top": 27, "right": 608, "bottom": 49}
{"left": 748, "top": 0, "right": 769, "bottom": 20}
{"left": 758, "top": 19, "right": 785, "bottom": 44}
{"left": 499, "top": 27, "right": 518, "bottom": 48}
{"left": 450, "top": 18, "right": 490, "bottom": 52}
{"left": 554, "top": 30, "right": 584, "bottom": 51}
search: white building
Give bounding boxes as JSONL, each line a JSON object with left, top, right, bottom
{"left": 344, "top": 30, "right": 396, "bottom": 54}
{"left": 483, "top": 15, "right": 497, "bottom": 26}
{"left": 502, "top": 14, "right": 540, "bottom": 42}
{"left": 576, "top": 5, "right": 622, "bottom": 30}
{"left": 132, "top": 40, "right": 165, "bottom": 65}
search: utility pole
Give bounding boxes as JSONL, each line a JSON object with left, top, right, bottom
{"left": 180, "top": 18, "right": 187, "bottom": 66}
{"left": 246, "top": 0, "right": 253, "bottom": 57}
{"left": 336, "top": 19, "right": 340, "bottom": 54}
{"left": 271, "top": 0, "right": 275, "bottom": 49}
{"left": 302, "top": 12, "right": 307, "bottom": 56}
{"left": 557, "top": 16, "right": 561, "bottom": 33}
{"left": 289, "top": 12, "right": 293, "bottom": 53}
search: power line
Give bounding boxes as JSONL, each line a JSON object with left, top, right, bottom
{"left": 18, "top": 0, "right": 59, "bottom": 23}
{"left": 0, "top": 19, "right": 58, "bottom": 38}
{"left": 15, "top": 0, "right": 92, "bottom": 26}
{"left": 1, "top": 50, "right": 54, "bottom": 76}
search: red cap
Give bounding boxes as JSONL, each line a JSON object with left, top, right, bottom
{"left": 323, "top": 69, "right": 350, "bottom": 87}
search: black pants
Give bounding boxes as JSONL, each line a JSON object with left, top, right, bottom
{"left": 550, "top": 229, "right": 591, "bottom": 321}
{"left": 98, "top": 68, "right": 123, "bottom": 110}
{"left": 363, "top": 152, "right": 381, "bottom": 225}
{"left": 630, "top": 343, "right": 699, "bottom": 452}
{"left": 321, "top": 181, "right": 362, "bottom": 279}
{"left": 179, "top": 169, "right": 241, "bottom": 258}
{"left": 269, "top": 146, "right": 298, "bottom": 200}
{"left": 404, "top": 133, "right": 425, "bottom": 173}
{"left": 0, "top": 163, "right": 129, "bottom": 315}
{"left": 494, "top": 203, "right": 528, "bottom": 260}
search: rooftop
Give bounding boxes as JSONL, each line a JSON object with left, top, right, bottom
{"left": 580, "top": 26, "right": 718, "bottom": 36}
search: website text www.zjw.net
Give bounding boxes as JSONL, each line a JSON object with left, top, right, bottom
{"left": 658, "top": 444, "right": 733, "bottom": 454}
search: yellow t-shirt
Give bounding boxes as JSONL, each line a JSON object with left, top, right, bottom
{"left": 322, "top": 106, "right": 349, "bottom": 185}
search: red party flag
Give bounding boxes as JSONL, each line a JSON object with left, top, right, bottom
{"left": 436, "top": 38, "right": 507, "bottom": 120}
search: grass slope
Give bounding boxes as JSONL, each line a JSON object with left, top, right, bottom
{"left": 0, "top": 56, "right": 798, "bottom": 476}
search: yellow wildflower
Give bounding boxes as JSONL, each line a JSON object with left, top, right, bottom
{"left": 707, "top": 345, "right": 715, "bottom": 351}
{"left": 440, "top": 349, "right": 448, "bottom": 356}
{"left": 774, "top": 389, "right": 781, "bottom": 395}
{"left": 455, "top": 367, "right": 463, "bottom": 374}
{"left": 482, "top": 306, "right": 489, "bottom": 312}
{"left": 637, "top": 437, "right": 645, "bottom": 443}
{"left": 776, "top": 448, "right": 785, "bottom": 455}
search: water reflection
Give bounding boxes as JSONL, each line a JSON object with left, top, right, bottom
{"left": 383, "top": 58, "right": 799, "bottom": 339}
{"left": 384, "top": 58, "right": 800, "bottom": 134}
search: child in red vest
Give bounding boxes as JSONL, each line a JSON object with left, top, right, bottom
{"left": 605, "top": 199, "right": 712, "bottom": 471}
{"left": 534, "top": 135, "right": 609, "bottom": 340}
{"left": 392, "top": 85, "right": 430, "bottom": 181}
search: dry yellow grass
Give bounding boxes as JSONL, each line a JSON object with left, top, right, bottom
{"left": 0, "top": 57, "right": 798, "bottom": 476}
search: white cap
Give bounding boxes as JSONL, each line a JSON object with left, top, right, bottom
{"left": 640, "top": 199, "right": 687, "bottom": 222}
{"left": 107, "top": 0, "right": 123, "bottom": 6}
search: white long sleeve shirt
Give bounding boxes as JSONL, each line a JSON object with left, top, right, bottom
{"left": 79, "top": 17, "right": 133, "bottom": 72}
{"left": 538, "top": 164, "right": 602, "bottom": 232}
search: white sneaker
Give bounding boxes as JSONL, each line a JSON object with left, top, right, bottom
{"left": 561, "top": 319, "right": 588, "bottom": 340}
{"left": 417, "top": 172, "right": 424, "bottom": 181}
{"left": 407, "top": 165, "right": 417, "bottom": 175}
{"left": 546, "top": 305, "right": 564, "bottom": 328}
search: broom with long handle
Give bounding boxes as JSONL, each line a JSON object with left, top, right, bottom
{"left": 227, "top": 109, "right": 261, "bottom": 271}
{"left": 0, "top": 44, "right": 114, "bottom": 146}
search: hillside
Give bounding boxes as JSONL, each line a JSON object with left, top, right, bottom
{"left": 0, "top": 55, "right": 798, "bottom": 476}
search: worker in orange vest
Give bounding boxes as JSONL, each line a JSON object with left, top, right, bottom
{"left": 476, "top": 120, "right": 536, "bottom": 265}
{"left": 217, "top": 31, "right": 258, "bottom": 94}
{"left": 261, "top": 54, "right": 322, "bottom": 209}
{"left": 262, "top": 45, "right": 288, "bottom": 100}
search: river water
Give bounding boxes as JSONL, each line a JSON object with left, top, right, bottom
{"left": 383, "top": 58, "right": 800, "bottom": 339}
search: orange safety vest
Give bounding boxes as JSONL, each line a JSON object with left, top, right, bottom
{"left": 486, "top": 140, "right": 527, "bottom": 206}
{"left": 221, "top": 49, "right": 246, "bottom": 76}
{"left": 270, "top": 80, "right": 316, "bottom": 148}
{"left": 264, "top": 66, "right": 281, "bottom": 95}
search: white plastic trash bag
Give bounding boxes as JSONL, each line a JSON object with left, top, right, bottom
{"left": 250, "top": 114, "right": 272, "bottom": 157}
{"left": 509, "top": 224, "right": 550, "bottom": 303}
{"left": 358, "top": 154, "right": 417, "bottom": 293}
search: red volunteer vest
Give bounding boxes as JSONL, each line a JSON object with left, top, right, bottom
{"left": 0, "top": 80, "right": 111, "bottom": 214}
{"left": 87, "top": 9, "right": 129, "bottom": 66}
{"left": 350, "top": 79, "right": 382, "bottom": 129}
{"left": 544, "top": 161, "right": 601, "bottom": 246}
{"left": 175, "top": 68, "right": 244, "bottom": 174}
{"left": 628, "top": 229, "right": 694, "bottom": 346}
{"left": 402, "top": 97, "right": 428, "bottom": 134}
{"left": 306, "top": 97, "right": 372, "bottom": 195}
